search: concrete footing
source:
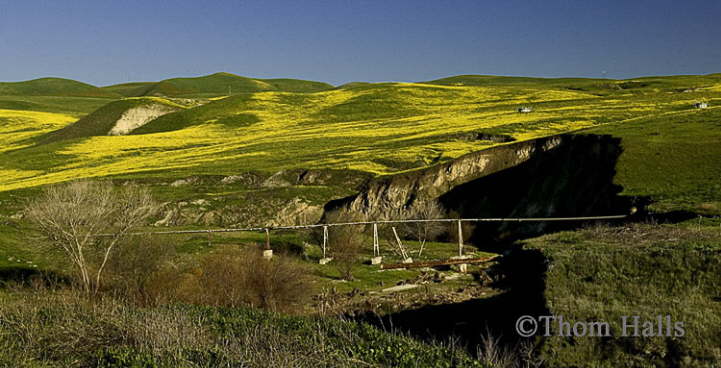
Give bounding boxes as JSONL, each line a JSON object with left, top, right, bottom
{"left": 450, "top": 255, "right": 470, "bottom": 273}
{"left": 319, "top": 257, "right": 333, "bottom": 265}
{"left": 402, "top": 257, "right": 413, "bottom": 264}
{"left": 262, "top": 249, "right": 273, "bottom": 260}
{"left": 371, "top": 256, "right": 383, "bottom": 265}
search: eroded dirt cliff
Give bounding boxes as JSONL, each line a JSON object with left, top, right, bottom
{"left": 327, "top": 134, "right": 633, "bottom": 241}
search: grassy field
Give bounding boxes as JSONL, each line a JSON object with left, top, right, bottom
{"left": 520, "top": 220, "right": 721, "bottom": 366}
{"left": 588, "top": 108, "right": 721, "bottom": 214}
{"left": 0, "top": 95, "right": 115, "bottom": 115}
{"left": 0, "top": 289, "right": 487, "bottom": 367}
{"left": 1, "top": 73, "right": 720, "bottom": 201}
{"left": 1, "top": 72, "right": 719, "bottom": 234}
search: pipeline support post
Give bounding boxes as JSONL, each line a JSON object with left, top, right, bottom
{"left": 372, "top": 223, "right": 379, "bottom": 256}
{"left": 322, "top": 225, "right": 328, "bottom": 258}
{"left": 264, "top": 228, "right": 270, "bottom": 250}
{"left": 371, "top": 222, "right": 382, "bottom": 265}
{"left": 262, "top": 228, "right": 273, "bottom": 259}
{"left": 457, "top": 220, "right": 463, "bottom": 256}
{"left": 319, "top": 225, "right": 333, "bottom": 264}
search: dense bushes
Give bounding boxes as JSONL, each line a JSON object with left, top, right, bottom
{"left": 0, "top": 290, "right": 485, "bottom": 367}
{"left": 107, "top": 244, "right": 313, "bottom": 314}
{"left": 104, "top": 234, "right": 176, "bottom": 305}
{"left": 181, "top": 247, "right": 312, "bottom": 313}
{"left": 22, "top": 181, "right": 314, "bottom": 314}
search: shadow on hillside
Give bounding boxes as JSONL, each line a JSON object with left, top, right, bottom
{"left": 439, "top": 134, "right": 639, "bottom": 244}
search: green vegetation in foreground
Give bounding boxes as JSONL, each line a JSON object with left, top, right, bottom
{"left": 0, "top": 197, "right": 494, "bottom": 367}
{"left": 0, "top": 211, "right": 494, "bottom": 301}
{"left": 102, "top": 72, "right": 334, "bottom": 97}
{"left": 0, "top": 291, "right": 483, "bottom": 367}
{"left": 0, "top": 77, "right": 120, "bottom": 98}
{"left": 522, "top": 221, "right": 721, "bottom": 367}
{"left": 587, "top": 108, "right": 721, "bottom": 214}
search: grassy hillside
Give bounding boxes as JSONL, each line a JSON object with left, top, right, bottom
{"left": 0, "top": 95, "right": 117, "bottom": 115}
{"left": 520, "top": 222, "right": 721, "bottom": 366}
{"left": 0, "top": 74, "right": 720, "bottom": 215}
{"left": 0, "top": 109, "right": 79, "bottom": 153}
{"left": 589, "top": 107, "right": 721, "bottom": 214}
{"left": 426, "top": 73, "right": 721, "bottom": 96}
{"left": 102, "top": 72, "right": 334, "bottom": 97}
{"left": 39, "top": 97, "right": 185, "bottom": 144}
{"left": 0, "top": 78, "right": 120, "bottom": 98}
{"left": 100, "top": 81, "right": 157, "bottom": 97}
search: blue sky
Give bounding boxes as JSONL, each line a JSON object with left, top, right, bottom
{"left": 1, "top": 0, "right": 719, "bottom": 86}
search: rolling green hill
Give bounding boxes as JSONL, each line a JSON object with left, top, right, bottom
{"left": 0, "top": 73, "right": 719, "bottom": 217}
{"left": 102, "top": 72, "right": 334, "bottom": 97}
{"left": 426, "top": 73, "right": 721, "bottom": 95}
{"left": 100, "top": 82, "right": 158, "bottom": 97}
{"left": 0, "top": 78, "right": 120, "bottom": 98}
{"left": 40, "top": 97, "right": 185, "bottom": 144}
{"left": 0, "top": 95, "right": 118, "bottom": 115}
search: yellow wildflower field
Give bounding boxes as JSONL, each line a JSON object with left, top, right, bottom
{"left": 1, "top": 79, "right": 719, "bottom": 192}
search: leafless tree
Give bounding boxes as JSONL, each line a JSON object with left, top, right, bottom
{"left": 325, "top": 209, "right": 367, "bottom": 281}
{"left": 26, "top": 181, "right": 158, "bottom": 294}
{"left": 406, "top": 200, "right": 445, "bottom": 257}
{"left": 386, "top": 201, "right": 446, "bottom": 257}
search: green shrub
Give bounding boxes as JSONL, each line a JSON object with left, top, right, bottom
{"left": 0, "top": 290, "right": 484, "bottom": 367}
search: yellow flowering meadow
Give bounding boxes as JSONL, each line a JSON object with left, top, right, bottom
{"left": 1, "top": 80, "right": 719, "bottom": 191}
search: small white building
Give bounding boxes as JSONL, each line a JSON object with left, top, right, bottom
{"left": 694, "top": 102, "right": 709, "bottom": 109}
{"left": 518, "top": 106, "right": 533, "bottom": 113}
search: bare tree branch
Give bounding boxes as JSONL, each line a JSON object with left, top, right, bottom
{"left": 26, "top": 181, "right": 158, "bottom": 294}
